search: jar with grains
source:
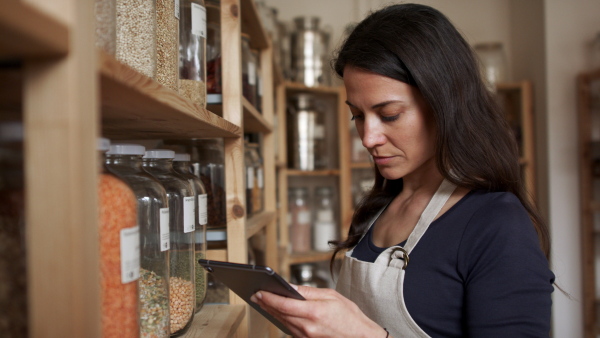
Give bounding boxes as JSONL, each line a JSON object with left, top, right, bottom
{"left": 179, "top": 0, "right": 208, "bottom": 108}
{"left": 247, "top": 143, "right": 264, "bottom": 215}
{"left": 0, "top": 122, "right": 26, "bottom": 337}
{"left": 105, "top": 144, "right": 170, "bottom": 338}
{"left": 156, "top": 0, "right": 180, "bottom": 91}
{"left": 162, "top": 139, "right": 226, "bottom": 229}
{"left": 142, "top": 150, "right": 196, "bottom": 336}
{"left": 173, "top": 153, "right": 208, "bottom": 313}
{"left": 205, "top": 0, "right": 222, "bottom": 104}
{"left": 116, "top": 0, "right": 157, "bottom": 78}
{"left": 97, "top": 138, "right": 140, "bottom": 337}
{"left": 95, "top": 0, "right": 116, "bottom": 55}
{"left": 241, "top": 33, "right": 257, "bottom": 106}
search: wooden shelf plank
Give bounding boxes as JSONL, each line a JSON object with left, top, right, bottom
{"left": 0, "top": 1, "right": 69, "bottom": 60}
{"left": 207, "top": 97, "right": 273, "bottom": 133}
{"left": 285, "top": 81, "right": 343, "bottom": 95}
{"left": 99, "top": 51, "right": 241, "bottom": 139}
{"left": 351, "top": 162, "right": 373, "bottom": 169}
{"left": 288, "top": 250, "right": 336, "bottom": 265}
{"left": 240, "top": 0, "right": 269, "bottom": 50}
{"left": 181, "top": 304, "right": 245, "bottom": 338}
{"left": 246, "top": 211, "right": 276, "bottom": 239}
{"left": 286, "top": 169, "right": 340, "bottom": 176}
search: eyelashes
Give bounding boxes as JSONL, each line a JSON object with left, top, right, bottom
{"left": 350, "top": 114, "right": 400, "bottom": 122}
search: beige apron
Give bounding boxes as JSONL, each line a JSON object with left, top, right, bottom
{"left": 336, "top": 179, "right": 456, "bottom": 338}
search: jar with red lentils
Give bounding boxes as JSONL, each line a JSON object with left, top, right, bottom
{"left": 105, "top": 144, "right": 170, "bottom": 338}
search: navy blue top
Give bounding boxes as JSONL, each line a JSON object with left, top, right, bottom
{"left": 351, "top": 190, "right": 554, "bottom": 337}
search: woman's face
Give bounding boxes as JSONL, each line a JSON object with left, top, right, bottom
{"left": 343, "top": 65, "right": 437, "bottom": 181}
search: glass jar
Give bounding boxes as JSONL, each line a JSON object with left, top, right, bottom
{"left": 97, "top": 138, "right": 140, "bottom": 337}
{"left": 247, "top": 143, "right": 264, "bottom": 215}
{"left": 312, "top": 186, "right": 336, "bottom": 252}
{"left": 95, "top": 0, "right": 116, "bottom": 55}
{"left": 173, "top": 153, "right": 208, "bottom": 313}
{"left": 142, "top": 149, "right": 196, "bottom": 336}
{"left": 105, "top": 144, "right": 170, "bottom": 338}
{"left": 206, "top": 0, "right": 222, "bottom": 103}
{"left": 116, "top": 0, "right": 157, "bottom": 78}
{"left": 289, "top": 187, "right": 312, "bottom": 253}
{"left": 244, "top": 141, "right": 254, "bottom": 217}
{"left": 0, "top": 122, "right": 26, "bottom": 337}
{"left": 204, "top": 230, "right": 230, "bottom": 304}
{"left": 179, "top": 0, "right": 207, "bottom": 107}
{"left": 156, "top": 0, "right": 179, "bottom": 91}
{"left": 287, "top": 94, "right": 327, "bottom": 170}
{"left": 252, "top": 49, "right": 262, "bottom": 112}
{"left": 241, "top": 33, "right": 257, "bottom": 106}
{"left": 474, "top": 42, "right": 508, "bottom": 92}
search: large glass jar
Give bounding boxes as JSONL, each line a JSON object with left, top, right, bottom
{"left": 179, "top": 0, "right": 207, "bottom": 107}
{"left": 312, "top": 186, "right": 336, "bottom": 252}
{"left": 247, "top": 143, "right": 264, "bottom": 215}
{"left": 173, "top": 153, "right": 208, "bottom": 313}
{"left": 105, "top": 144, "right": 170, "bottom": 338}
{"left": 97, "top": 138, "right": 140, "bottom": 337}
{"left": 116, "top": 0, "right": 157, "bottom": 78}
{"left": 156, "top": 0, "right": 180, "bottom": 91}
{"left": 0, "top": 122, "right": 26, "bottom": 336}
{"left": 474, "top": 42, "right": 508, "bottom": 92}
{"left": 142, "top": 149, "right": 196, "bottom": 336}
{"left": 241, "top": 33, "right": 257, "bottom": 106}
{"left": 244, "top": 141, "right": 254, "bottom": 217}
{"left": 206, "top": 0, "right": 222, "bottom": 103}
{"left": 95, "top": 0, "right": 116, "bottom": 55}
{"left": 288, "top": 187, "right": 312, "bottom": 253}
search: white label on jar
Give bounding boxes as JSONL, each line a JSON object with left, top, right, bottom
{"left": 160, "top": 208, "right": 170, "bottom": 251}
{"left": 198, "top": 194, "right": 208, "bottom": 225}
{"left": 247, "top": 167, "right": 254, "bottom": 189}
{"left": 191, "top": 3, "right": 207, "bottom": 38}
{"left": 257, "top": 167, "right": 264, "bottom": 188}
{"left": 120, "top": 226, "right": 140, "bottom": 284}
{"left": 297, "top": 210, "right": 311, "bottom": 225}
{"left": 175, "top": 0, "right": 180, "bottom": 19}
{"left": 248, "top": 62, "right": 256, "bottom": 85}
{"left": 184, "top": 196, "right": 196, "bottom": 233}
{"left": 313, "top": 220, "right": 336, "bottom": 252}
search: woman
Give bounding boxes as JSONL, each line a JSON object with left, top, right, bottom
{"left": 251, "top": 3, "right": 554, "bottom": 337}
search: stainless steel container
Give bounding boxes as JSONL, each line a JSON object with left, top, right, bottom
{"left": 290, "top": 16, "right": 330, "bottom": 87}
{"left": 287, "top": 94, "right": 326, "bottom": 170}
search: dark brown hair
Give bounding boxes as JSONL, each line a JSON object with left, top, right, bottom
{"left": 330, "top": 3, "right": 550, "bottom": 264}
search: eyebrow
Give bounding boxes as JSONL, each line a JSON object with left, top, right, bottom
{"left": 345, "top": 100, "right": 405, "bottom": 109}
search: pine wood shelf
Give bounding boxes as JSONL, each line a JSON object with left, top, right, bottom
{"left": 288, "top": 250, "right": 335, "bottom": 265}
{"left": 240, "top": 0, "right": 269, "bottom": 50}
{"left": 286, "top": 169, "right": 341, "bottom": 176}
{"left": 284, "top": 81, "right": 343, "bottom": 95}
{"left": 351, "top": 162, "right": 373, "bottom": 169}
{"left": 207, "top": 98, "right": 273, "bottom": 134}
{"left": 246, "top": 211, "right": 276, "bottom": 239}
{"left": 181, "top": 304, "right": 245, "bottom": 338}
{"left": 0, "top": 1, "right": 69, "bottom": 60}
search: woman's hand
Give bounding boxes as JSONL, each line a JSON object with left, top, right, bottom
{"left": 250, "top": 285, "right": 385, "bottom": 338}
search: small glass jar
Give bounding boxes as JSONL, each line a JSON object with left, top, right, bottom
{"left": 204, "top": 230, "right": 230, "bottom": 304}
{"left": 474, "top": 42, "right": 508, "bottom": 92}
{"left": 251, "top": 49, "right": 262, "bottom": 112}
{"left": 156, "top": 0, "right": 180, "bottom": 91}
{"left": 247, "top": 143, "right": 264, "bottom": 215}
{"left": 142, "top": 149, "right": 196, "bottom": 336}
{"left": 179, "top": 0, "right": 207, "bottom": 107}
{"left": 244, "top": 141, "right": 254, "bottom": 217}
{"left": 105, "top": 144, "right": 170, "bottom": 338}
{"left": 288, "top": 187, "right": 312, "bottom": 253}
{"left": 206, "top": 0, "right": 222, "bottom": 103}
{"left": 116, "top": 0, "right": 157, "bottom": 78}
{"left": 95, "top": 0, "right": 116, "bottom": 55}
{"left": 312, "top": 186, "right": 336, "bottom": 252}
{"left": 241, "top": 33, "right": 257, "bottom": 106}
{"left": 0, "top": 122, "right": 26, "bottom": 337}
{"left": 97, "top": 138, "right": 140, "bottom": 337}
{"left": 173, "top": 153, "right": 208, "bottom": 313}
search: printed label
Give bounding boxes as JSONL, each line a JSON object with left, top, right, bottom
{"left": 175, "top": 0, "right": 180, "bottom": 19}
{"left": 191, "top": 3, "right": 207, "bottom": 37}
{"left": 184, "top": 196, "right": 196, "bottom": 233}
{"left": 247, "top": 167, "right": 254, "bottom": 189}
{"left": 198, "top": 194, "right": 208, "bottom": 225}
{"left": 160, "top": 208, "right": 170, "bottom": 251}
{"left": 248, "top": 62, "right": 256, "bottom": 85}
{"left": 120, "top": 226, "right": 140, "bottom": 284}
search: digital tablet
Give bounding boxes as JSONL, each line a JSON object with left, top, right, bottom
{"left": 198, "top": 259, "right": 305, "bottom": 334}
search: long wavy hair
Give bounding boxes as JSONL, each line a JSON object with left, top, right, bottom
{"left": 330, "top": 3, "right": 550, "bottom": 264}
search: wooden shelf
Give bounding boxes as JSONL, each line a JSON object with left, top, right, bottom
{"left": 285, "top": 81, "right": 342, "bottom": 95}
{"left": 286, "top": 169, "right": 340, "bottom": 176}
{"left": 0, "top": 1, "right": 69, "bottom": 60}
{"left": 351, "top": 162, "right": 373, "bottom": 169}
{"left": 288, "top": 250, "right": 336, "bottom": 265}
{"left": 181, "top": 304, "right": 245, "bottom": 338}
{"left": 240, "top": 0, "right": 269, "bottom": 50}
{"left": 99, "top": 51, "right": 241, "bottom": 139}
{"left": 246, "top": 211, "right": 276, "bottom": 239}
{"left": 207, "top": 97, "right": 273, "bottom": 133}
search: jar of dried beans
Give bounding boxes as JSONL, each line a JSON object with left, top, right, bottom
{"left": 0, "top": 122, "right": 26, "bottom": 337}
{"left": 173, "top": 153, "right": 208, "bottom": 313}
{"left": 97, "top": 138, "right": 140, "bottom": 337}
{"left": 156, "top": 0, "right": 180, "bottom": 91}
{"left": 142, "top": 150, "right": 196, "bottom": 336}
{"left": 116, "top": 0, "right": 157, "bottom": 78}
{"left": 105, "top": 144, "right": 170, "bottom": 338}
{"left": 179, "top": 0, "right": 207, "bottom": 107}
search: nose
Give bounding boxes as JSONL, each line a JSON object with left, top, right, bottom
{"left": 360, "top": 116, "right": 386, "bottom": 149}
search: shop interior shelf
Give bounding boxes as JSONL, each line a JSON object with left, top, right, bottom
{"left": 288, "top": 250, "right": 336, "bottom": 265}
{"left": 246, "top": 211, "right": 277, "bottom": 239}
{"left": 181, "top": 304, "right": 245, "bottom": 338}
{"left": 207, "top": 98, "right": 273, "bottom": 133}
{"left": 286, "top": 169, "right": 341, "bottom": 176}
{"left": 240, "top": 0, "right": 269, "bottom": 50}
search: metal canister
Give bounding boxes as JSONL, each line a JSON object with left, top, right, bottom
{"left": 290, "top": 16, "right": 330, "bottom": 87}
{"left": 287, "top": 94, "right": 318, "bottom": 170}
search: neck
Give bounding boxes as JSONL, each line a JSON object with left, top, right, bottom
{"left": 400, "top": 159, "right": 444, "bottom": 196}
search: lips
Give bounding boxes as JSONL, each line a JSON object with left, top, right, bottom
{"left": 372, "top": 156, "right": 395, "bottom": 165}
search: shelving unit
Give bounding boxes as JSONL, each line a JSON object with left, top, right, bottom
{"left": 577, "top": 68, "right": 600, "bottom": 338}
{"left": 1, "top": 0, "right": 277, "bottom": 336}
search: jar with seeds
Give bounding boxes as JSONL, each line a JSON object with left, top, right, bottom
{"left": 173, "top": 153, "right": 208, "bottom": 313}
{"left": 179, "top": 0, "right": 207, "bottom": 107}
{"left": 116, "top": 0, "right": 157, "bottom": 78}
{"left": 156, "top": 0, "right": 179, "bottom": 91}
{"left": 142, "top": 150, "right": 196, "bottom": 336}
{"left": 105, "top": 144, "right": 170, "bottom": 338}
{"left": 95, "top": 0, "right": 116, "bottom": 55}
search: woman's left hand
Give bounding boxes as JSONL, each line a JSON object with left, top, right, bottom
{"left": 250, "top": 284, "right": 384, "bottom": 338}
